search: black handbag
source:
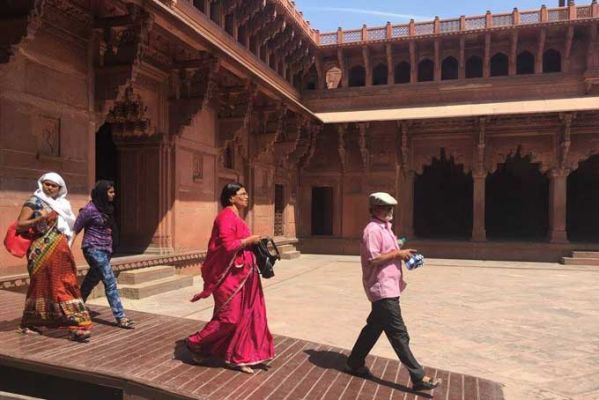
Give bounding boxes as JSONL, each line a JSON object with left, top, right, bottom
{"left": 251, "top": 238, "right": 280, "bottom": 279}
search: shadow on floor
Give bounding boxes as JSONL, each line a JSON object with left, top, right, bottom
{"left": 304, "top": 349, "right": 432, "bottom": 398}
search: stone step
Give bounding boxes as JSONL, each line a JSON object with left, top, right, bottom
{"left": 572, "top": 251, "right": 599, "bottom": 258}
{"left": 561, "top": 257, "right": 599, "bottom": 266}
{"left": 118, "top": 275, "right": 193, "bottom": 299}
{"left": 280, "top": 250, "right": 301, "bottom": 260}
{"left": 277, "top": 244, "right": 297, "bottom": 253}
{"left": 118, "top": 265, "right": 175, "bottom": 285}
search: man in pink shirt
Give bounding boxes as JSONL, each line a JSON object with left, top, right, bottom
{"left": 346, "top": 192, "right": 441, "bottom": 392}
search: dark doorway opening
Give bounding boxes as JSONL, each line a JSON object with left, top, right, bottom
{"left": 567, "top": 154, "right": 599, "bottom": 241}
{"left": 395, "top": 61, "right": 411, "bottom": 84}
{"left": 418, "top": 59, "right": 434, "bottom": 82}
{"left": 490, "top": 53, "right": 509, "bottom": 77}
{"left": 441, "top": 56, "right": 459, "bottom": 80}
{"left": 543, "top": 49, "right": 562, "bottom": 73}
{"left": 96, "top": 123, "right": 121, "bottom": 252}
{"left": 517, "top": 51, "right": 535, "bottom": 75}
{"left": 311, "top": 187, "right": 333, "bottom": 235}
{"left": 414, "top": 149, "right": 473, "bottom": 238}
{"left": 274, "top": 184, "right": 285, "bottom": 236}
{"left": 486, "top": 150, "right": 549, "bottom": 240}
{"left": 466, "top": 55, "right": 483, "bottom": 78}
{"left": 372, "top": 63, "right": 388, "bottom": 85}
{"left": 348, "top": 65, "right": 366, "bottom": 87}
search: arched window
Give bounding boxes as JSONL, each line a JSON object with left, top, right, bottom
{"left": 490, "top": 53, "right": 509, "bottom": 77}
{"left": 441, "top": 56, "right": 459, "bottom": 80}
{"left": 394, "top": 61, "right": 411, "bottom": 84}
{"left": 372, "top": 63, "right": 388, "bottom": 85}
{"left": 418, "top": 59, "right": 434, "bottom": 82}
{"left": 543, "top": 49, "right": 562, "bottom": 73}
{"left": 517, "top": 51, "right": 535, "bottom": 75}
{"left": 465, "top": 55, "right": 483, "bottom": 78}
{"left": 348, "top": 65, "right": 366, "bottom": 87}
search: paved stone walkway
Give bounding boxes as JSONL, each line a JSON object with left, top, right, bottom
{"left": 89, "top": 254, "right": 599, "bottom": 400}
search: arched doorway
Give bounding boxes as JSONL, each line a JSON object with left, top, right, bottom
{"left": 418, "top": 59, "right": 434, "bottom": 82}
{"left": 95, "top": 123, "right": 121, "bottom": 251}
{"left": 517, "top": 51, "right": 535, "bottom": 75}
{"left": 490, "top": 53, "right": 509, "bottom": 77}
{"left": 486, "top": 151, "right": 549, "bottom": 240}
{"left": 394, "top": 61, "right": 411, "bottom": 84}
{"left": 441, "top": 56, "right": 458, "bottom": 80}
{"left": 466, "top": 55, "right": 483, "bottom": 78}
{"left": 414, "top": 149, "right": 473, "bottom": 239}
{"left": 543, "top": 49, "right": 561, "bottom": 73}
{"left": 567, "top": 154, "right": 599, "bottom": 241}
{"left": 372, "top": 63, "right": 388, "bottom": 85}
{"left": 348, "top": 65, "right": 366, "bottom": 87}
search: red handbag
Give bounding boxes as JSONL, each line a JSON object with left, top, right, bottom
{"left": 3, "top": 222, "right": 33, "bottom": 258}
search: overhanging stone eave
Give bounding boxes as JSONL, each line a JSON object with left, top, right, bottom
{"left": 314, "top": 96, "right": 599, "bottom": 123}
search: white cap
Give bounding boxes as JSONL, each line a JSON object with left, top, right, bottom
{"left": 369, "top": 192, "right": 398, "bottom": 207}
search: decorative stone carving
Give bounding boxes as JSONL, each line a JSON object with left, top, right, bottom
{"left": 0, "top": 0, "right": 46, "bottom": 64}
{"left": 193, "top": 153, "right": 203, "bottom": 182}
{"left": 35, "top": 115, "right": 61, "bottom": 157}
{"left": 105, "top": 85, "right": 154, "bottom": 138}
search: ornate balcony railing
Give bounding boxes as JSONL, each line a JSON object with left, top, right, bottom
{"left": 316, "top": 2, "right": 599, "bottom": 46}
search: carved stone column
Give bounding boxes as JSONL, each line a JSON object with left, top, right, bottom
{"left": 400, "top": 171, "right": 415, "bottom": 238}
{"left": 548, "top": 169, "right": 569, "bottom": 243}
{"left": 472, "top": 171, "right": 487, "bottom": 241}
{"left": 472, "top": 117, "right": 487, "bottom": 241}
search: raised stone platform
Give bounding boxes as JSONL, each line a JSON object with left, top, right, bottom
{"left": 561, "top": 251, "right": 599, "bottom": 266}
{"left": 0, "top": 290, "right": 504, "bottom": 400}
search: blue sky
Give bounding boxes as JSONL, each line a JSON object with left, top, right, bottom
{"left": 293, "top": 0, "right": 563, "bottom": 32}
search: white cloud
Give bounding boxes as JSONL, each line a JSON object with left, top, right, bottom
{"left": 303, "top": 6, "right": 433, "bottom": 21}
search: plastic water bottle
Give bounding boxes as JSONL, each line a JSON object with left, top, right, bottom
{"left": 397, "top": 236, "right": 407, "bottom": 247}
{"left": 405, "top": 253, "right": 425, "bottom": 270}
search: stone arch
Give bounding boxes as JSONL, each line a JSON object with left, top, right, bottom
{"left": 490, "top": 52, "right": 509, "bottom": 76}
{"left": 517, "top": 51, "right": 535, "bottom": 75}
{"left": 485, "top": 148, "right": 550, "bottom": 240}
{"left": 394, "top": 61, "right": 411, "bottom": 84}
{"left": 543, "top": 49, "right": 562, "bottom": 73}
{"left": 418, "top": 59, "right": 434, "bottom": 82}
{"left": 485, "top": 145, "right": 552, "bottom": 175}
{"left": 441, "top": 56, "right": 459, "bottom": 80}
{"left": 414, "top": 148, "right": 473, "bottom": 239}
{"left": 348, "top": 65, "right": 366, "bottom": 87}
{"left": 567, "top": 154, "right": 599, "bottom": 241}
{"left": 372, "top": 63, "right": 388, "bottom": 85}
{"left": 466, "top": 55, "right": 483, "bottom": 78}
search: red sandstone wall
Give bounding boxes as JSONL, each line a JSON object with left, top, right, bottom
{"left": 0, "top": 27, "right": 94, "bottom": 272}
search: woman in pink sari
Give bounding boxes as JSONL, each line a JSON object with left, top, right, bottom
{"left": 186, "top": 183, "right": 274, "bottom": 374}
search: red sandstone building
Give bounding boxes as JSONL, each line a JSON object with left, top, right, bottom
{"left": 1, "top": 0, "right": 598, "bottom": 281}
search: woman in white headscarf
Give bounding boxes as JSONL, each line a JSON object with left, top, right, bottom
{"left": 16, "top": 172, "right": 93, "bottom": 342}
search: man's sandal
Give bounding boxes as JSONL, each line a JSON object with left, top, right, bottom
{"left": 116, "top": 317, "right": 135, "bottom": 329}
{"left": 412, "top": 376, "right": 442, "bottom": 391}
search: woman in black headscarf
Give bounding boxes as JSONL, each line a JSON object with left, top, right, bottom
{"left": 74, "top": 180, "right": 134, "bottom": 329}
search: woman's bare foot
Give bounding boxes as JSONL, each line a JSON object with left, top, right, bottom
{"left": 17, "top": 326, "right": 42, "bottom": 335}
{"left": 238, "top": 366, "right": 254, "bottom": 374}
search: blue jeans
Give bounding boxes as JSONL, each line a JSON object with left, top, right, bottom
{"left": 81, "top": 248, "right": 125, "bottom": 320}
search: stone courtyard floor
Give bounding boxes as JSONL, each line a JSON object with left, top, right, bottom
{"left": 89, "top": 254, "right": 599, "bottom": 400}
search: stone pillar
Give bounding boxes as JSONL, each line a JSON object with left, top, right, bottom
{"left": 400, "top": 171, "right": 415, "bottom": 238}
{"left": 472, "top": 171, "right": 487, "bottom": 241}
{"left": 548, "top": 169, "right": 569, "bottom": 243}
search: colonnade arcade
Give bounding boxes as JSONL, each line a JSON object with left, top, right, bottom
{"left": 300, "top": 111, "right": 599, "bottom": 244}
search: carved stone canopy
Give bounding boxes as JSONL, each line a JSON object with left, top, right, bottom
{"left": 106, "top": 85, "right": 154, "bottom": 138}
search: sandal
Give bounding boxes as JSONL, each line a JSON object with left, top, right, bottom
{"left": 237, "top": 366, "right": 254, "bottom": 374}
{"left": 412, "top": 376, "right": 442, "bottom": 391}
{"left": 69, "top": 330, "right": 91, "bottom": 343}
{"left": 116, "top": 317, "right": 135, "bottom": 329}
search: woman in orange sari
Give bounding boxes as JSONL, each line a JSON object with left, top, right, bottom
{"left": 17, "top": 172, "right": 93, "bottom": 342}
{"left": 186, "top": 183, "right": 274, "bottom": 374}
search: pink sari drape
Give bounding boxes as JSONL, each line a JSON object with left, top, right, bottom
{"left": 187, "top": 207, "right": 274, "bottom": 366}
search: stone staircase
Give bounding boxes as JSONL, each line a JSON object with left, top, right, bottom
{"left": 274, "top": 237, "right": 301, "bottom": 260}
{"left": 560, "top": 251, "right": 599, "bottom": 266}
{"left": 117, "top": 265, "right": 193, "bottom": 299}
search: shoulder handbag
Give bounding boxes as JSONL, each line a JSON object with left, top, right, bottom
{"left": 3, "top": 222, "right": 33, "bottom": 258}
{"left": 251, "top": 238, "right": 280, "bottom": 279}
